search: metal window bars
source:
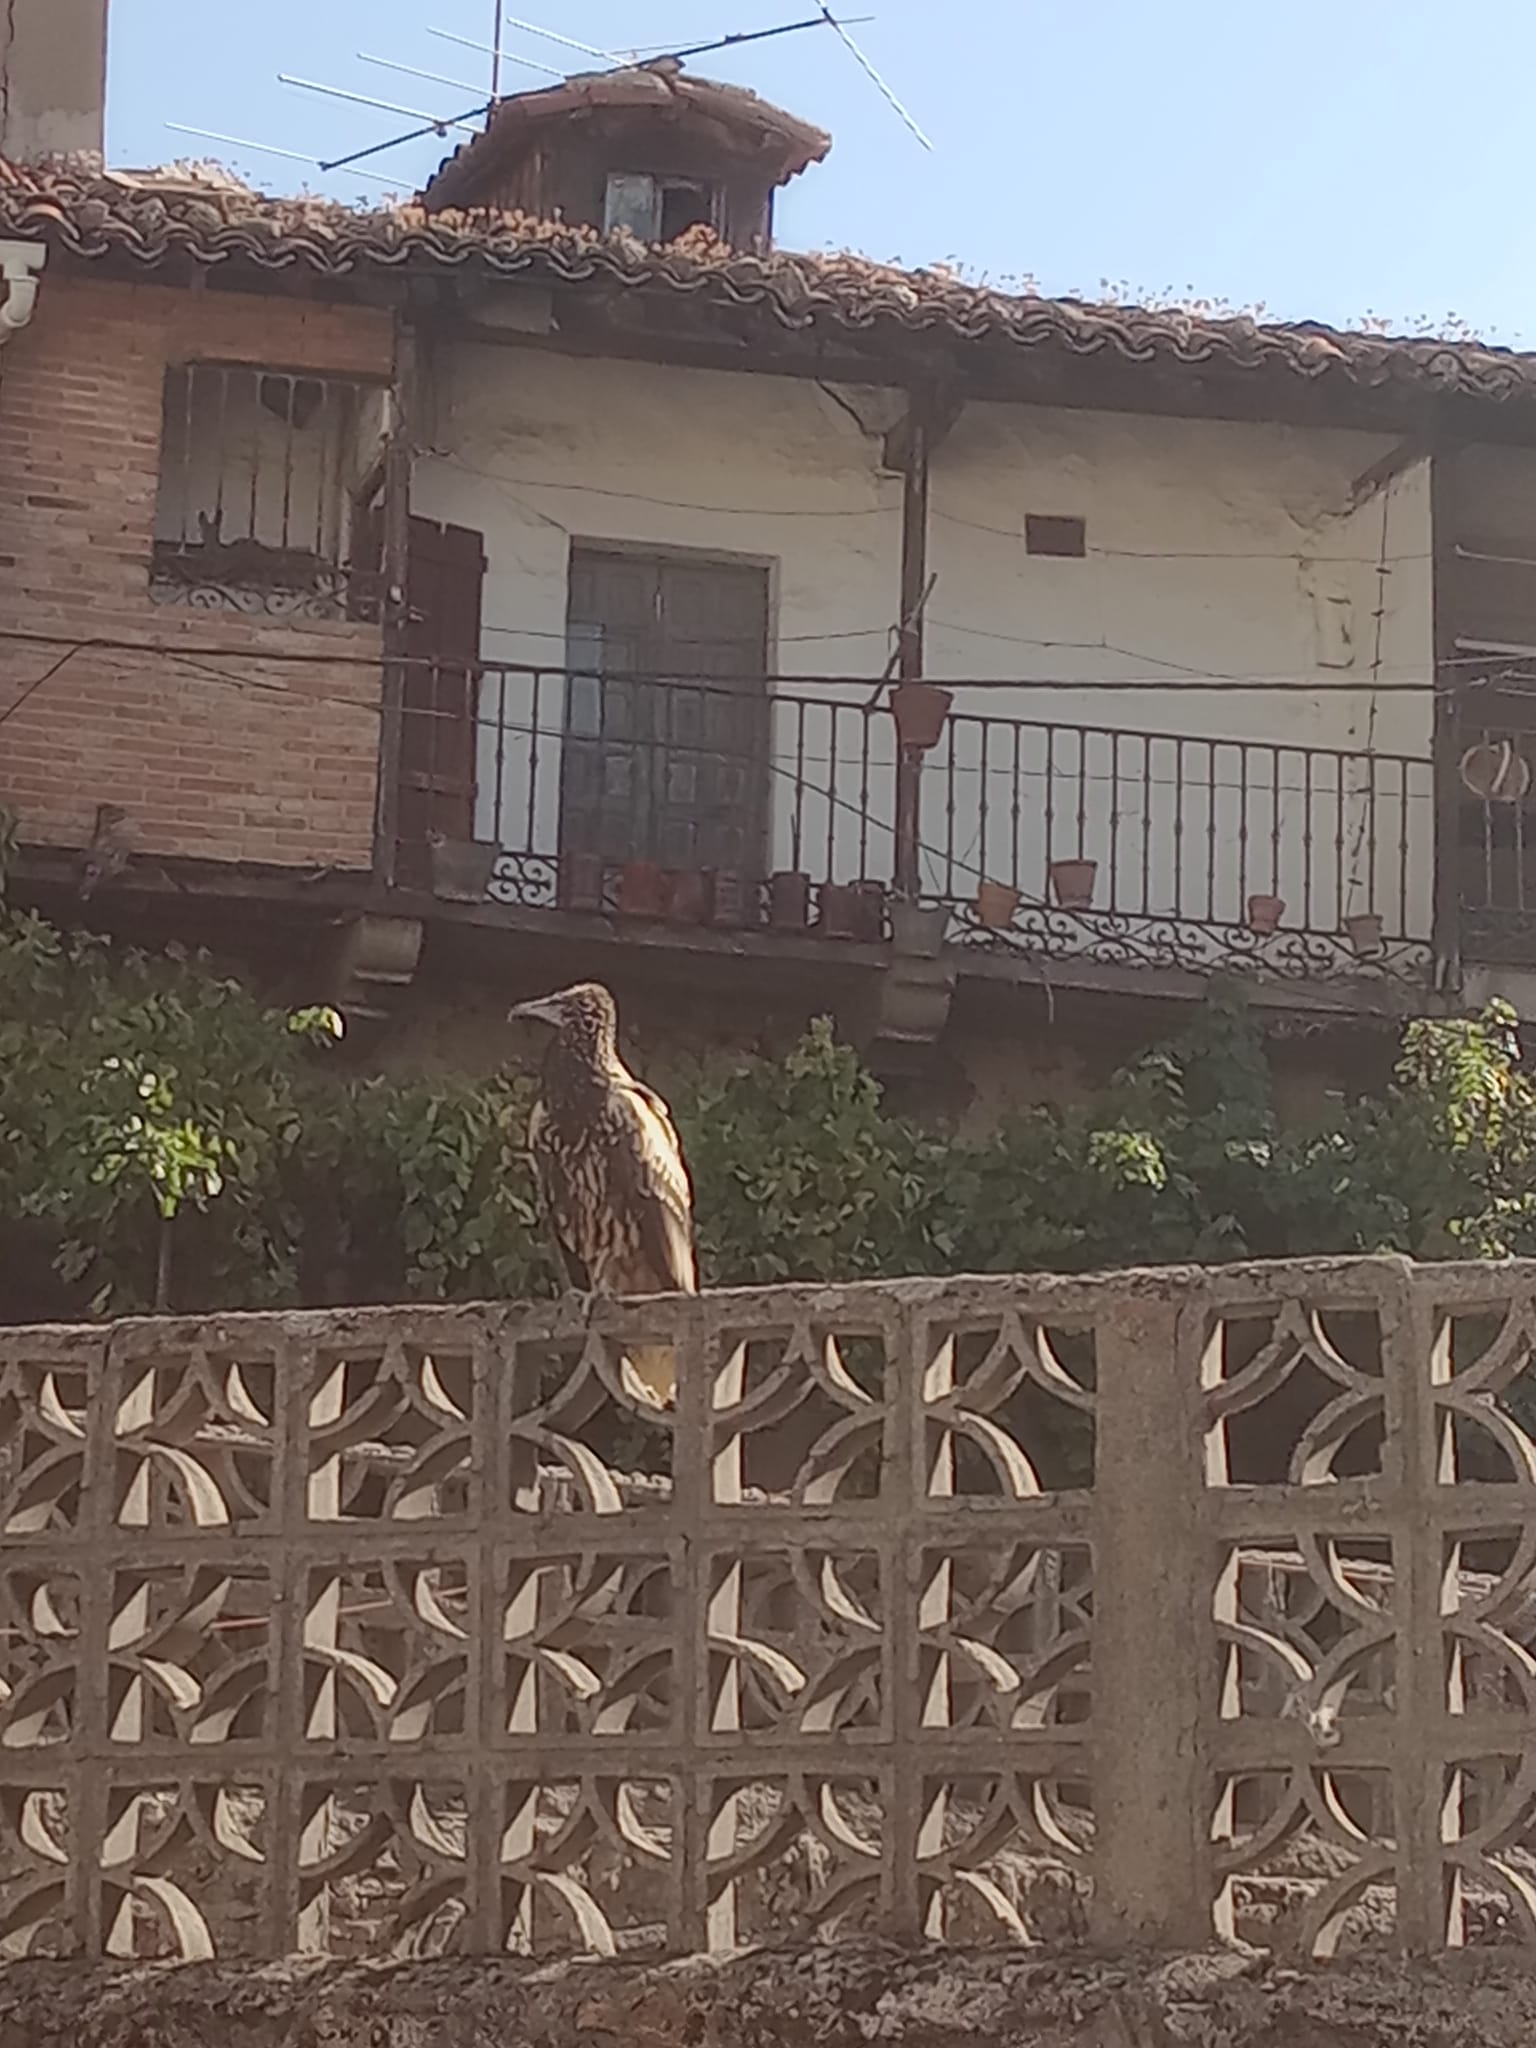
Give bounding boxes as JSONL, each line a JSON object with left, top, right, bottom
{"left": 150, "top": 365, "right": 385, "bottom": 622}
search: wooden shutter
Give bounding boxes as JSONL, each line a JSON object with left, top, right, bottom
{"left": 397, "top": 516, "right": 486, "bottom": 880}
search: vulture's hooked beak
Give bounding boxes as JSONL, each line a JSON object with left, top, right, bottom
{"left": 507, "top": 995, "right": 564, "bottom": 1027}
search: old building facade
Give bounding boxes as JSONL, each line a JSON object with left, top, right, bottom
{"left": 4, "top": 29, "right": 1536, "bottom": 1105}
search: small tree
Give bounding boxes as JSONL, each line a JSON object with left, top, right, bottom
{"left": 0, "top": 909, "right": 345, "bottom": 1314}
{"left": 78, "top": 1052, "right": 227, "bottom": 1310}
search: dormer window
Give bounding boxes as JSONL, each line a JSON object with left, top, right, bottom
{"left": 602, "top": 170, "right": 720, "bottom": 242}
{"left": 419, "top": 64, "right": 829, "bottom": 252}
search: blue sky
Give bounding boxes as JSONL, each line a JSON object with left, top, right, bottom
{"left": 107, "top": 0, "right": 1536, "bottom": 343}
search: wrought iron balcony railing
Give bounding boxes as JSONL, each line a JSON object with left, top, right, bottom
{"left": 1456, "top": 701, "right": 1536, "bottom": 964}
{"left": 393, "top": 663, "right": 1435, "bottom": 983}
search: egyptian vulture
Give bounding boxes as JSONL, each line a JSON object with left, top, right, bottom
{"left": 508, "top": 980, "right": 696, "bottom": 1405}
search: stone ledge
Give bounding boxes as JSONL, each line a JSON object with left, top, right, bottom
{"left": 4, "top": 1942, "right": 1536, "bottom": 2048}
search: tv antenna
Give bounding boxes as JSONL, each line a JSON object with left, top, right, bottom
{"left": 277, "top": 76, "right": 484, "bottom": 138}
{"left": 609, "top": 10, "right": 931, "bottom": 149}
{"left": 163, "top": 123, "right": 405, "bottom": 188}
{"left": 503, "top": 13, "right": 626, "bottom": 64}
{"left": 359, "top": 53, "right": 489, "bottom": 100}
{"left": 426, "top": 26, "right": 563, "bottom": 82}
{"left": 169, "top": 5, "right": 930, "bottom": 201}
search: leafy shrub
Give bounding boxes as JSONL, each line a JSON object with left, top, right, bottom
{"left": 2, "top": 887, "right": 1535, "bottom": 1321}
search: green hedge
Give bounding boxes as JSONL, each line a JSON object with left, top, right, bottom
{"left": 3, "top": 898, "right": 1535, "bottom": 1322}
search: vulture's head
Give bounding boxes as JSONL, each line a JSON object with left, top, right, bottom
{"left": 507, "top": 981, "right": 618, "bottom": 1062}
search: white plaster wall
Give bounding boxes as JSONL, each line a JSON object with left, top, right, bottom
{"left": 411, "top": 343, "right": 1436, "bottom": 941}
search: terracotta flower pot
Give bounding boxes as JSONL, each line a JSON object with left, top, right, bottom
{"left": 975, "top": 880, "right": 1022, "bottom": 929}
{"left": 818, "top": 882, "right": 864, "bottom": 940}
{"left": 769, "top": 870, "right": 810, "bottom": 929}
{"left": 710, "top": 869, "right": 753, "bottom": 928}
{"left": 557, "top": 850, "right": 606, "bottom": 913}
{"left": 1049, "top": 857, "right": 1097, "bottom": 911}
{"left": 1345, "top": 911, "right": 1385, "bottom": 957}
{"left": 665, "top": 868, "right": 712, "bottom": 925}
{"left": 890, "top": 899, "right": 948, "bottom": 957}
{"left": 797, "top": 878, "right": 888, "bottom": 941}
{"left": 851, "top": 881, "right": 887, "bottom": 943}
{"left": 428, "top": 837, "right": 497, "bottom": 903}
{"left": 618, "top": 859, "right": 665, "bottom": 918}
{"left": 890, "top": 682, "right": 954, "bottom": 752}
{"left": 1246, "top": 894, "right": 1286, "bottom": 935}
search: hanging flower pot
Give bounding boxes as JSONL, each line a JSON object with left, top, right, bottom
{"left": 975, "top": 879, "right": 1022, "bottom": 929}
{"left": 1049, "top": 857, "right": 1097, "bottom": 910}
{"left": 1246, "top": 893, "right": 1286, "bottom": 935}
{"left": 664, "top": 868, "right": 713, "bottom": 925}
{"left": 1345, "top": 910, "right": 1385, "bottom": 958}
{"left": 618, "top": 858, "right": 665, "bottom": 918}
{"left": 769, "top": 870, "right": 811, "bottom": 928}
{"left": 558, "top": 850, "right": 606, "bottom": 913}
{"left": 890, "top": 682, "right": 954, "bottom": 752}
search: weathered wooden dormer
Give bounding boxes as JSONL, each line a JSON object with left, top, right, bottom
{"left": 418, "top": 58, "right": 830, "bottom": 251}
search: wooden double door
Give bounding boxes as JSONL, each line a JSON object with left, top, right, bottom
{"left": 560, "top": 547, "right": 771, "bottom": 875}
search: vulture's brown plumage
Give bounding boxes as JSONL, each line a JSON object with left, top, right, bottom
{"left": 508, "top": 981, "right": 695, "bottom": 1405}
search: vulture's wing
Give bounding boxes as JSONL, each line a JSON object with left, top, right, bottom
{"left": 527, "top": 1097, "right": 591, "bottom": 1290}
{"left": 612, "top": 1077, "right": 697, "bottom": 1294}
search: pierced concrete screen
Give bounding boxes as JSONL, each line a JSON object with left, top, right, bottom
{"left": 0, "top": 1258, "right": 1532, "bottom": 1960}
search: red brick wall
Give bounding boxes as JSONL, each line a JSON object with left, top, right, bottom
{"left": 0, "top": 274, "right": 395, "bottom": 871}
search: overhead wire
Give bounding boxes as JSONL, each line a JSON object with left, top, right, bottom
{"left": 815, "top": 4, "right": 931, "bottom": 150}
{"left": 151, "top": 650, "right": 1039, "bottom": 901}
{"left": 0, "top": 622, "right": 1467, "bottom": 691}
{"left": 0, "top": 634, "right": 1444, "bottom": 918}
{"left": 0, "top": 642, "right": 91, "bottom": 731}
{"left": 432, "top": 450, "right": 1436, "bottom": 562}
{"left": 132, "top": 642, "right": 1438, "bottom": 769}
{"left": 70, "top": 645, "right": 1435, "bottom": 916}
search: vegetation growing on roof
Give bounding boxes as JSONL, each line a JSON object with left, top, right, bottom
{"left": 2, "top": 158, "right": 1531, "bottom": 404}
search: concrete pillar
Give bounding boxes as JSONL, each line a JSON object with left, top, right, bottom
{"left": 0, "top": 0, "right": 108, "bottom": 162}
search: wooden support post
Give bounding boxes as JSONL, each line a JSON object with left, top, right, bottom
{"left": 374, "top": 321, "right": 417, "bottom": 891}
{"left": 893, "top": 394, "right": 930, "bottom": 902}
{"left": 1428, "top": 444, "right": 1463, "bottom": 995}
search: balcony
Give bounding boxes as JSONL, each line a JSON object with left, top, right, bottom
{"left": 395, "top": 664, "right": 1437, "bottom": 989}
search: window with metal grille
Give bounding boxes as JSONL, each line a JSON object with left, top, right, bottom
{"left": 150, "top": 364, "right": 390, "bottom": 621}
